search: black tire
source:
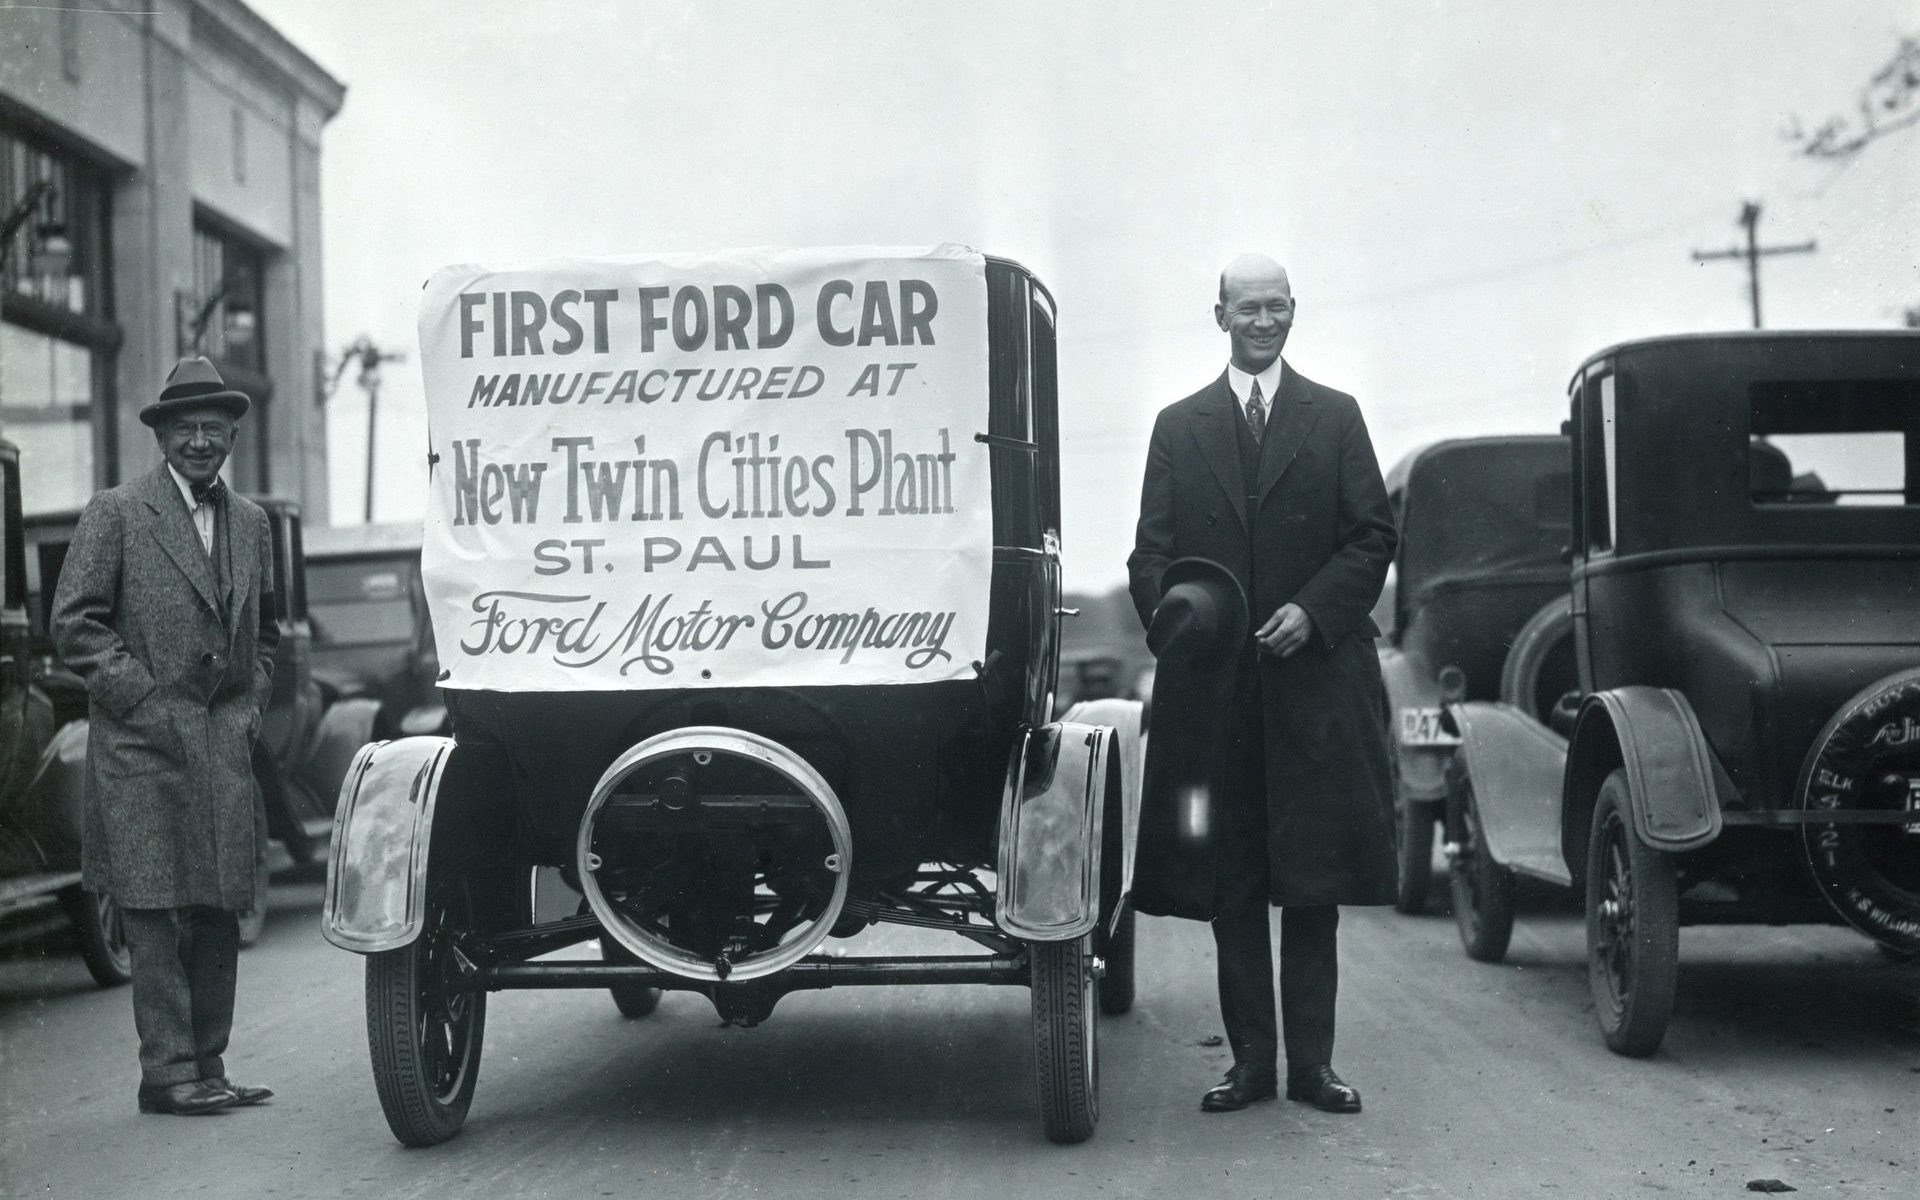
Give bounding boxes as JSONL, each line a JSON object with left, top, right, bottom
{"left": 601, "top": 935, "right": 663, "bottom": 1018}
{"left": 1446, "top": 765, "right": 1515, "bottom": 963}
{"left": 60, "top": 888, "right": 131, "bottom": 988}
{"left": 1099, "top": 905, "right": 1136, "bottom": 1016}
{"left": 366, "top": 879, "right": 487, "bottom": 1146}
{"left": 1585, "top": 770, "right": 1678, "bottom": 1058}
{"left": 1394, "top": 799, "right": 1437, "bottom": 915}
{"left": 1031, "top": 935, "right": 1099, "bottom": 1144}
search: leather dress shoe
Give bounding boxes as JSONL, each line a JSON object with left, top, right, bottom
{"left": 1286, "top": 1064, "right": 1362, "bottom": 1113}
{"left": 137, "top": 1080, "right": 237, "bottom": 1116}
{"left": 205, "top": 1076, "right": 274, "bottom": 1106}
{"left": 1200, "top": 1063, "right": 1278, "bottom": 1113}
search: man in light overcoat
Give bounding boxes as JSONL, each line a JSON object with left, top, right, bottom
{"left": 1129, "top": 255, "right": 1398, "bottom": 1115}
{"left": 53, "top": 357, "right": 279, "bottom": 1116}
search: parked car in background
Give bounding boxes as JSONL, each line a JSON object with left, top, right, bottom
{"left": 1444, "top": 331, "right": 1920, "bottom": 1056}
{"left": 303, "top": 522, "right": 446, "bottom": 740}
{"left": 1377, "top": 434, "right": 1573, "bottom": 913}
{"left": 0, "top": 440, "right": 128, "bottom": 986}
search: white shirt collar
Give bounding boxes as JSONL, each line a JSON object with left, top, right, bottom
{"left": 1227, "top": 358, "right": 1285, "bottom": 408}
{"left": 166, "top": 463, "right": 220, "bottom": 511}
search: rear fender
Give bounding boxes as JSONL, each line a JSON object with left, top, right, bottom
{"left": 1563, "top": 688, "right": 1721, "bottom": 880}
{"left": 995, "top": 721, "right": 1114, "bottom": 942}
{"left": 17, "top": 720, "right": 89, "bottom": 859}
{"left": 1379, "top": 646, "right": 1452, "bottom": 805}
{"left": 1448, "top": 700, "right": 1569, "bottom": 875}
{"left": 321, "top": 736, "right": 511, "bottom": 952}
{"left": 298, "top": 697, "right": 381, "bottom": 813}
{"left": 1061, "top": 697, "right": 1145, "bottom": 936}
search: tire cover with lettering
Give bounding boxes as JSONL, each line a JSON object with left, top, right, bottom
{"left": 1798, "top": 667, "right": 1920, "bottom": 953}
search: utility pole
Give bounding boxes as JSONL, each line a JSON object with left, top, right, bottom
{"left": 325, "top": 337, "right": 407, "bottom": 524}
{"left": 1691, "top": 201, "right": 1816, "bottom": 329}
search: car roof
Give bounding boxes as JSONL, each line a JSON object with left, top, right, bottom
{"left": 304, "top": 521, "right": 424, "bottom": 558}
{"left": 1570, "top": 329, "right": 1920, "bottom": 385}
{"left": 1384, "top": 434, "right": 1566, "bottom": 497}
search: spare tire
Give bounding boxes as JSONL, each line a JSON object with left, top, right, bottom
{"left": 1499, "top": 595, "right": 1576, "bottom": 725}
{"left": 1797, "top": 667, "right": 1920, "bottom": 954}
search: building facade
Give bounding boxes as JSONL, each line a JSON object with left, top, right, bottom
{"left": 1, "top": 0, "right": 343, "bottom": 517}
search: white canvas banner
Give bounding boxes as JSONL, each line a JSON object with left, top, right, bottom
{"left": 416, "top": 245, "right": 993, "bottom": 691}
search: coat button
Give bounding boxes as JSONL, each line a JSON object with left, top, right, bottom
{"left": 1206, "top": 512, "right": 1218, "bottom": 526}
{"left": 201, "top": 651, "right": 215, "bottom": 666}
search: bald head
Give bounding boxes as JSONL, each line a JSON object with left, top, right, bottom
{"left": 1217, "top": 254, "right": 1290, "bottom": 306}
{"left": 1215, "top": 254, "right": 1295, "bottom": 373}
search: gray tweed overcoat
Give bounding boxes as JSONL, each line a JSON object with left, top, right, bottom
{"left": 51, "top": 463, "right": 278, "bottom": 910}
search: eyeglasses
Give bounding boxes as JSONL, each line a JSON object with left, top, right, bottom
{"left": 165, "top": 420, "right": 236, "bottom": 443}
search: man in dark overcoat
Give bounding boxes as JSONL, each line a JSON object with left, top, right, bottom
{"left": 1129, "top": 254, "right": 1398, "bottom": 1114}
{"left": 53, "top": 357, "right": 279, "bottom": 1116}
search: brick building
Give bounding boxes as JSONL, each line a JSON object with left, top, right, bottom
{"left": 1, "top": 0, "right": 343, "bottom": 516}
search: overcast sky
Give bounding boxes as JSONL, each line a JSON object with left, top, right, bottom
{"left": 251, "top": 0, "right": 1919, "bottom": 591}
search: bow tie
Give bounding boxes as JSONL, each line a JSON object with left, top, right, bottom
{"left": 190, "top": 477, "right": 227, "bottom": 506}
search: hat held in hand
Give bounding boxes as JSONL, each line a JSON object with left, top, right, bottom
{"left": 139, "top": 357, "right": 251, "bottom": 428}
{"left": 1134, "top": 557, "right": 1248, "bottom": 922}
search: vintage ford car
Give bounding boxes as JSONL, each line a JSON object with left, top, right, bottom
{"left": 0, "top": 439, "right": 130, "bottom": 986}
{"left": 1377, "top": 435, "right": 1572, "bottom": 913}
{"left": 1444, "top": 331, "right": 1920, "bottom": 1056}
{"left": 304, "top": 521, "right": 447, "bottom": 740}
{"left": 322, "top": 248, "right": 1143, "bottom": 1146}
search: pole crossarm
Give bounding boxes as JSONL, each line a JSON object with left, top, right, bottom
{"left": 1691, "top": 242, "right": 1817, "bottom": 262}
{"left": 1688, "top": 201, "right": 1816, "bottom": 329}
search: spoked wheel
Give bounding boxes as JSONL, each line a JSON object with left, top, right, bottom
{"left": 1446, "top": 764, "right": 1515, "bottom": 962}
{"left": 1030, "top": 934, "right": 1099, "bottom": 1144}
{"left": 1585, "top": 770, "right": 1678, "bottom": 1057}
{"left": 601, "top": 935, "right": 663, "bottom": 1018}
{"left": 1098, "top": 904, "right": 1136, "bottom": 1016}
{"left": 1394, "top": 799, "right": 1437, "bottom": 915}
{"left": 366, "top": 878, "right": 488, "bottom": 1146}
{"left": 60, "top": 888, "right": 131, "bottom": 988}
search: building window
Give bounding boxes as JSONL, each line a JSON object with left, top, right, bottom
{"left": 184, "top": 219, "right": 266, "bottom": 374}
{"left": 1, "top": 121, "right": 116, "bottom": 514}
{"left": 182, "top": 217, "right": 273, "bottom": 491}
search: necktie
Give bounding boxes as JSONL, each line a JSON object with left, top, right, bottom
{"left": 191, "top": 477, "right": 227, "bottom": 506}
{"left": 1245, "top": 379, "right": 1267, "bottom": 441}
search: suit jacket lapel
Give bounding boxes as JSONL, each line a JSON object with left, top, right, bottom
{"left": 225, "top": 501, "right": 257, "bottom": 616}
{"left": 1255, "top": 362, "right": 1321, "bottom": 507}
{"left": 1189, "top": 373, "right": 1248, "bottom": 531}
{"left": 136, "top": 464, "right": 223, "bottom": 620}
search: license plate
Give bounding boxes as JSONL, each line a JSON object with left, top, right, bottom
{"left": 1398, "top": 706, "right": 1460, "bottom": 747}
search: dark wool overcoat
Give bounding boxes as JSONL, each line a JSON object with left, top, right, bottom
{"left": 52, "top": 464, "right": 277, "bottom": 910}
{"left": 1129, "top": 364, "right": 1399, "bottom": 909}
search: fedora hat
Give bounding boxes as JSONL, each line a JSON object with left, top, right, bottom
{"left": 139, "top": 357, "right": 250, "bottom": 427}
{"left": 1144, "top": 557, "right": 1247, "bottom": 666}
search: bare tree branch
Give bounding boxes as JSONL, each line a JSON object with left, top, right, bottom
{"left": 1786, "top": 35, "right": 1920, "bottom": 159}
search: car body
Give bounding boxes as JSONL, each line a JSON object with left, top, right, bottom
{"left": 0, "top": 440, "right": 129, "bottom": 986}
{"left": 303, "top": 521, "right": 446, "bottom": 740}
{"left": 1445, "top": 331, "right": 1920, "bottom": 1055}
{"left": 1376, "top": 434, "right": 1573, "bottom": 912}
{"left": 321, "top": 250, "right": 1144, "bottom": 1147}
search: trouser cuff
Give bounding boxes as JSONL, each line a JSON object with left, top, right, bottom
{"left": 140, "top": 1062, "right": 202, "bottom": 1087}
